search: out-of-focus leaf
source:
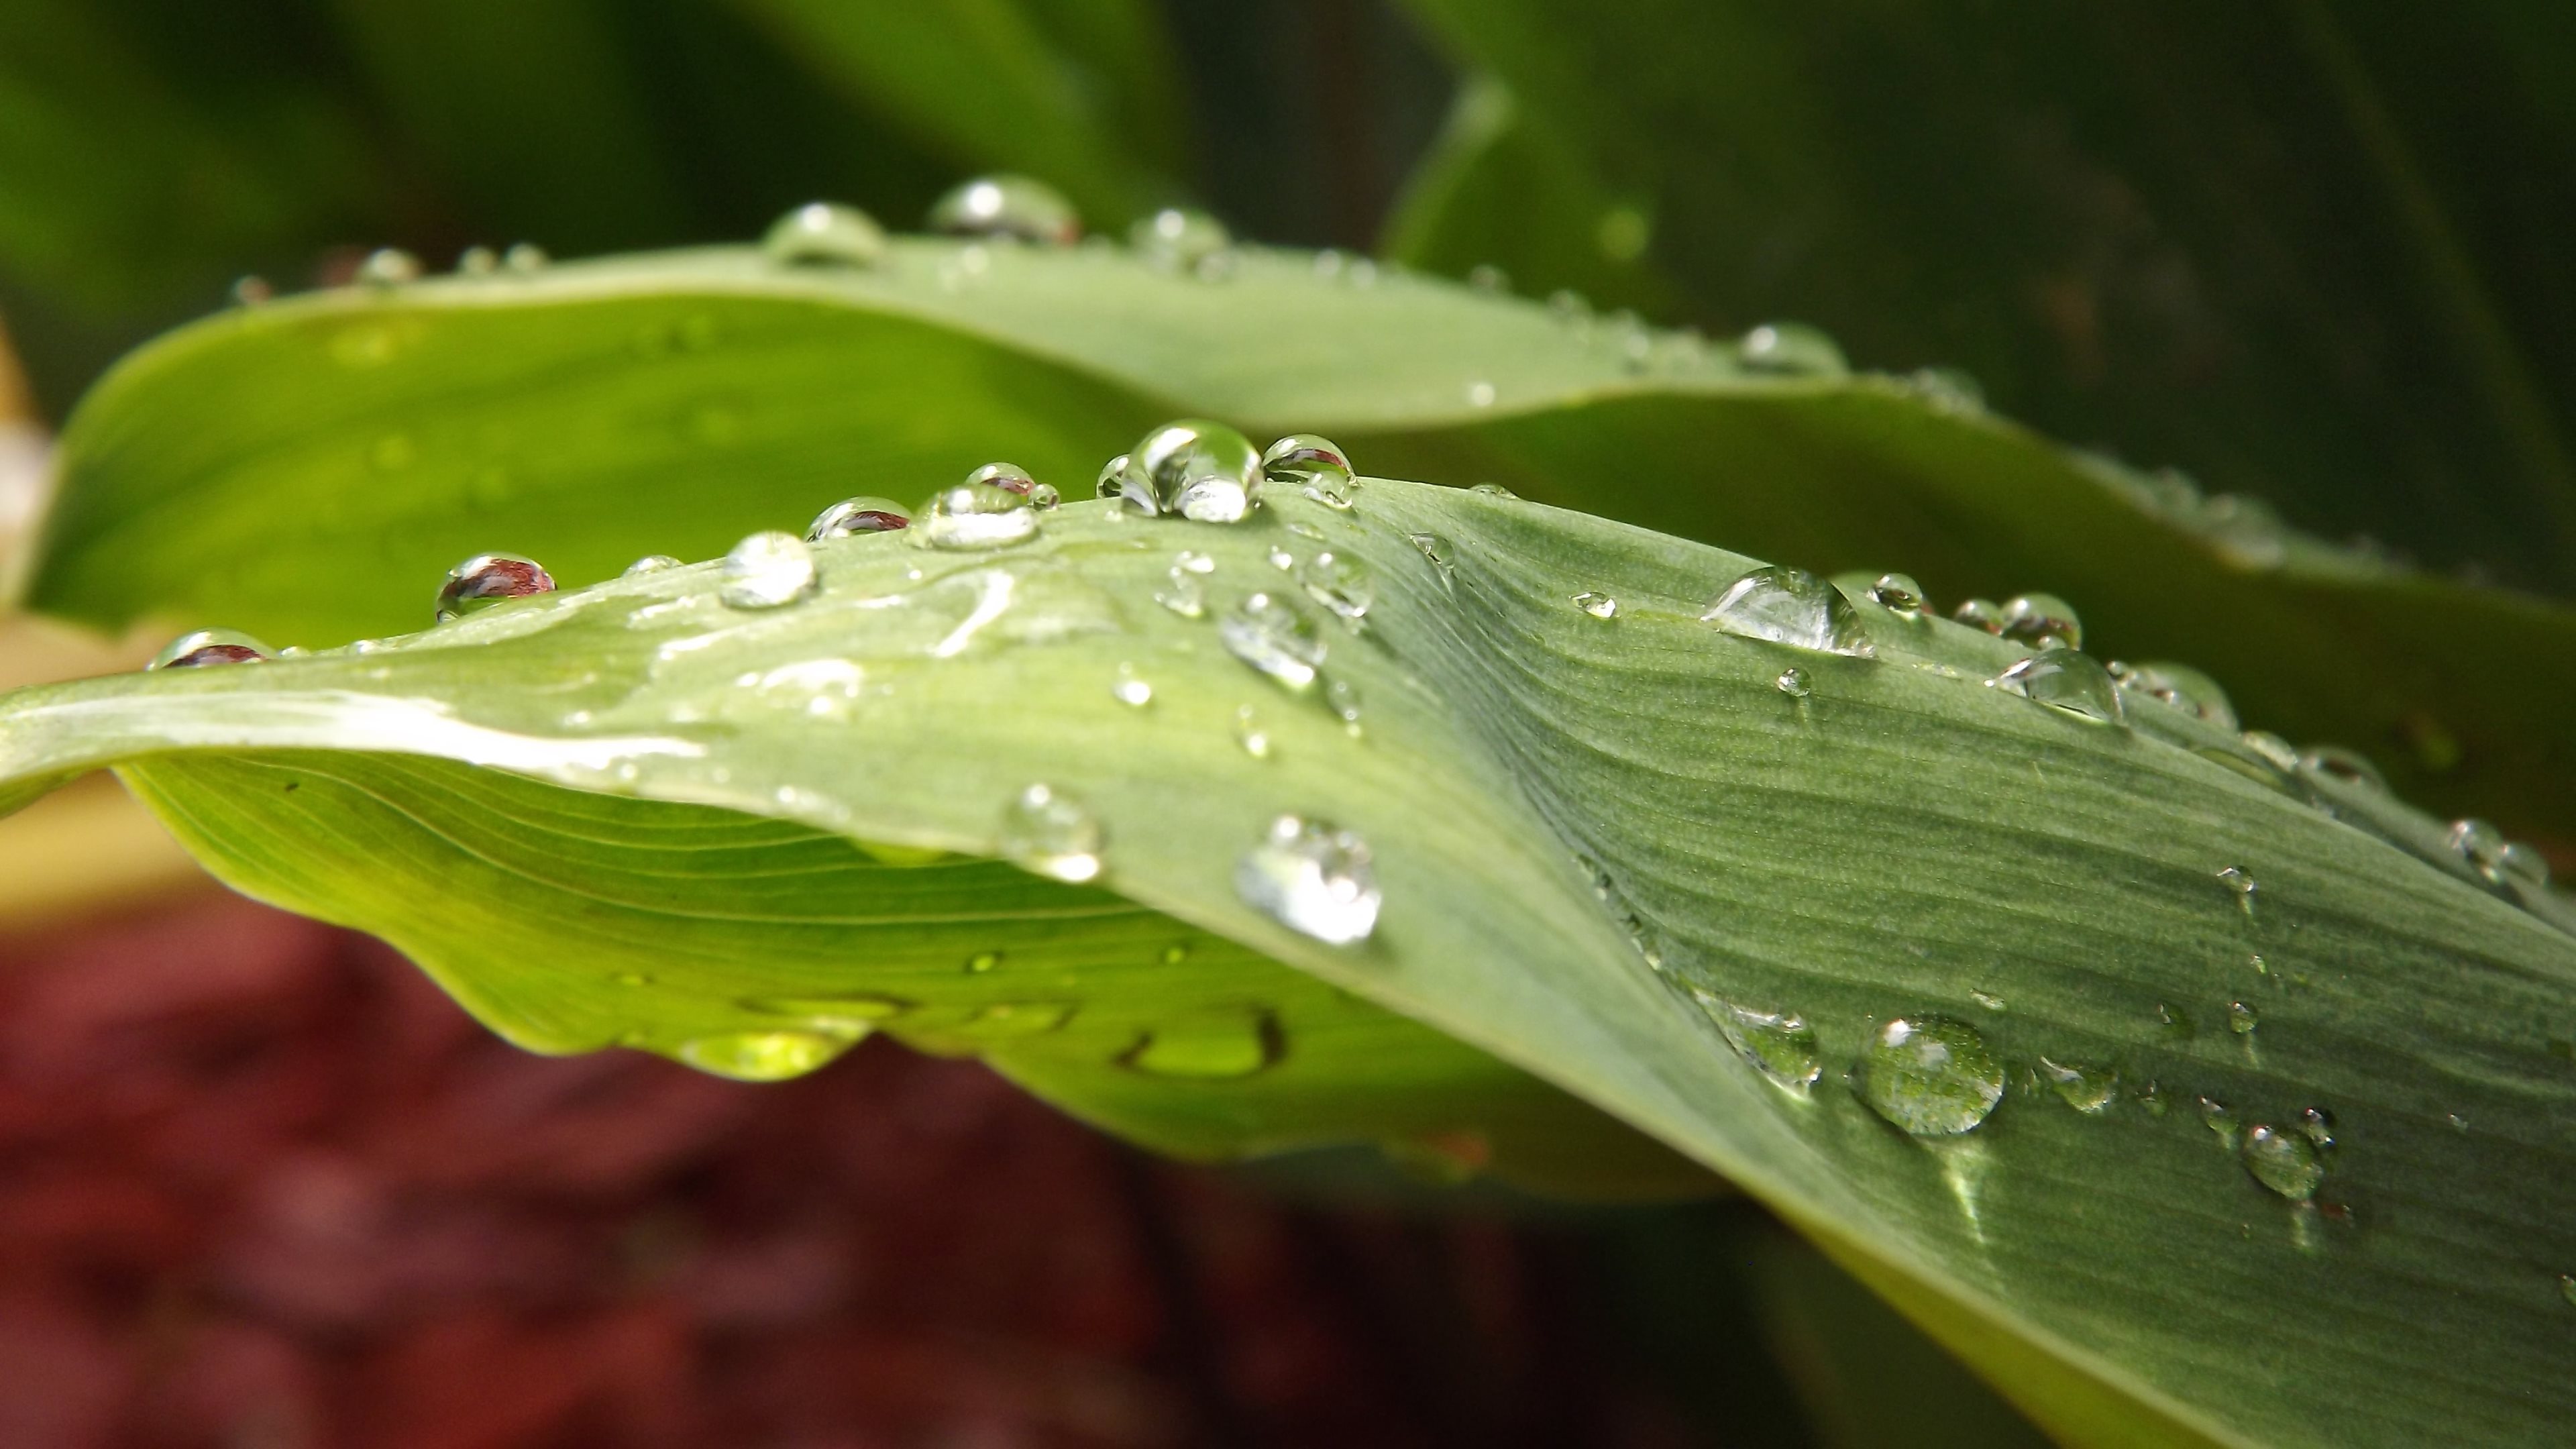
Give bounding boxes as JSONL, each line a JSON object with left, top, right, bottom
{"left": 32, "top": 241, "right": 2576, "bottom": 845}
{"left": 4, "top": 483, "right": 2573, "bottom": 1446}
{"left": 1389, "top": 0, "right": 2576, "bottom": 594}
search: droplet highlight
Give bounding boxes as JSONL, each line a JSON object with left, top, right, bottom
{"left": 928, "top": 174, "right": 1079, "bottom": 245}
{"left": 763, "top": 201, "right": 888, "bottom": 266}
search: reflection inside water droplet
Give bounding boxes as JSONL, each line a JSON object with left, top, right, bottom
{"left": 915, "top": 480, "right": 1038, "bottom": 550}
{"left": 808, "top": 496, "right": 911, "bottom": 541}
{"left": 149, "top": 629, "right": 274, "bottom": 669}
{"left": 1262, "top": 434, "right": 1356, "bottom": 508}
{"left": 436, "top": 553, "right": 555, "bottom": 622}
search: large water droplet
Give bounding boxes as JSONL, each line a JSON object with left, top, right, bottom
{"left": 1991, "top": 651, "right": 2123, "bottom": 722}
{"left": 927, "top": 174, "right": 1079, "bottom": 245}
{"left": 2241, "top": 1124, "right": 2324, "bottom": 1199}
{"left": 1856, "top": 1016, "right": 2004, "bottom": 1136}
{"left": 675, "top": 1030, "right": 851, "bottom": 1081}
{"left": 807, "top": 496, "right": 911, "bottom": 540}
{"left": 1868, "top": 573, "right": 1925, "bottom": 614}
{"left": 1738, "top": 323, "right": 1847, "bottom": 376}
{"left": 1236, "top": 815, "right": 1380, "bottom": 945}
{"left": 2000, "top": 593, "right": 2082, "bottom": 651}
{"left": 1000, "top": 783, "right": 1104, "bottom": 883}
{"left": 1296, "top": 551, "right": 1373, "bottom": 623}
{"left": 436, "top": 553, "right": 555, "bottom": 622}
{"left": 1220, "top": 592, "right": 1326, "bottom": 691}
{"left": 763, "top": 201, "right": 888, "bottom": 267}
{"left": 149, "top": 629, "right": 274, "bottom": 669}
{"left": 965, "top": 461, "right": 1059, "bottom": 511}
{"left": 1702, "top": 566, "right": 1873, "bottom": 657}
{"left": 2112, "top": 661, "right": 2239, "bottom": 731}
{"left": 1124, "top": 1010, "right": 1279, "bottom": 1079}
{"left": 1130, "top": 207, "right": 1231, "bottom": 273}
{"left": 1110, "top": 420, "right": 1263, "bottom": 523}
{"left": 2037, "top": 1057, "right": 2118, "bottom": 1113}
{"left": 1695, "top": 995, "right": 1823, "bottom": 1091}
{"left": 719, "top": 531, "right": 818, "bottom": 608}
{"left": 915, "top": 481, "right": 1039, "bottom": 550}
{"left": 1261, "top": 434, "right": 1356, "bottom": 508}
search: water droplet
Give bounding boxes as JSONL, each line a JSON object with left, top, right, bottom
{"left": 1106, "top": 421, "right": 1263, "bottom": 522}
{"left": 2241, "top": 1124, "right": 2324, "bottom": 1199}
{"left": 1000, "top": 783, "right": 1104, "bottom": 883}
{"left": 1152, "top": 566, "right": 1206, "bottom": 617}
{"left": 1466, "top": 381, "right": 1497, "bottom": 408}
{"left": 2298, "top": 1106, "right": 2337, "bottom": 1150}
{"left": 2133, "top": 1080, "right": 2171, "bottom": 1116}
{"left": 2227, "top": 1001, "right": 2259, "bottom": 1034}
{"left": 957, "top": 1001, "right": 1077, "bottom": 1038}
{"left": 763, "top": 201, "right": 888, "bottom": 266}
{"left": 2298, "top": 746, "right": 2385, "bottom": 792}
{"left": 2110, "top": 661, "right": 2239, "bottom": 731}
{"left": 1556, "top": 591, "right": 1615, "bottom": 621}
{"left": 623, "top": 555, "right": 683, "bottom": 578}
{"left": 1296, "top": 551, "right": 1373, "bottom": 623}
{"left": 1856, "top": 1016, "right": 2004, "bottom": 1136}
{"left": 1234, "top": 704, "right": 1273, "bottom": 758}
{"left": 964, "top": 461, "right": 1059, "bottom": 511}
{"left": 967, "top": 951, "right": 1001, "bottom": 974}
{"left": 1323, "top": 677, "right": 1363, "bottom": 730}
{"left": 1952, "top": 598, "right": 2004, "bottom": 633}
{"left": 2559, "top": 1275, "right": 2576, "bottom": 1309}
{"left": 1407, "top": 532, "right": 1454, "bottom": 571}
{"left": 149, "top": 629, "right": 273, "bottom": 669}
{"left": 1124, "top": 1010, "right": 1279, "bottom": 1079}
{"left": 231, "top": 275, "right": 273, "bottom": 306}
{"left": 2449, "top": 819, "right": 2510, "bottom": 880}
{"left": 2496, "top": 843, "right": 2551, "bottom": 889}
{"left": 927, "top": 174, "right": 1079, "bottom": 245}
{"left": 1235, "top": 815, "right": 1380, "bottom": 945}
{"left": 2198, "top": 1096, "right": 2241, "bottom": 1148}
{"left": 2240, "top": 731, "right": 2300, "bottom": 771}
{"left": 1775, "top": 667, "right": 1812, "bottom": 699}
{"left": 1907, "top": 367, "right": 1986, "bottom": 413}
{"left": 1130, "top": 207, "right": 1230, "bottom": 272}
{"left": 1968, "top": 989, "right": 2007, "bottom": 1012}
{"left": 1220, "top": 592, "right": 1326, "bottom": 692}
{"left": 675, "top": 1030, "right": 851, "bottom": 1081}
{"left": 1990, "top": 651, "right": 2123, "bottom": 722}
{"left": 1112, "top": 663, "right": 1153, "bottom": 707}
{"left": 357, "top": 248, "right": 421, "bottom": 286}
{"left": 1868, "top": 573, "right": 1925, "bottom": 613}
{"left": 1161, "top": 945, "right": 1188, "bottom": 965}
{"left": 436, "top": 553, "right": 555, "bottom": 621}
{"left": 1265, "top": 545, "right": 1295, "bottom": 571}
{"left": 807, "top": 496, "right": 910, "bottom": 540}
{"left": 719, "top": 531, "right": 818, "bottom": 608}
{"left": 1695, "top": 995, "right": 1822, "bottom": 1091}
{"left": 1468, "top": 482, "right": 1519, "bottom": 500}
{"left": 1702, "top": 566, "right": 1874, "bottom": 656}
{"left": 2158, "top": 1003, "right": 2196, "bottom": 1037}
{"left": 1466, "top": 264, "right": 1509, "bottom": 292}
{"left": 2037, "top": 1057, "right": 2118, "bottom": 1113}
{"left": 915, "top": 481, "right": 1038, "bottom": 550}
{"left": 458, "top": 246, "right": 498, "bottom": 276}
{"left": 1738, "top": 323, "right": 1847, "bottom": 376}
{"left": 1999, "top": 593, "right": 2082, "bottom": 651}
{"left": 1261, "top": 434, "right": 1356, "bottom": 508}
{"left": 1176, "top": 550, "right": 1216, "bottom": 575}
{"left": 504, "top": 243, "right": 549, "bottom": 273}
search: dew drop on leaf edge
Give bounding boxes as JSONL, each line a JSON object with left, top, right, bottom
{"left": 718, "top": 532, "right": 817, "bottom": 609}
{"left": 927, "top": 174, "right": 1080, "bottom": 245}
{"left": 763, "top": 201, "right": 888, "bottom": 267}
{"left": 436, "top": 553, "right": 555, "bottom": 622}
{"left": 149, "top": 629, "right": 274, "bottom": 669}
{"left": 808, "top": 496, "right": 911, "bottom": 541}
{"left": 915, "top": 480, "right": 1040, "bottom": 550}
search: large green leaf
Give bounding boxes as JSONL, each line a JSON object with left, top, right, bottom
{"left": 1386, "top": 0, "right": 2576, "bottom": 595}
{"left": 4, "top": 483, "right": 2571, "bottom": 1446}
{"left": 31, "top": 239, "right": 2576, "bottom": 843}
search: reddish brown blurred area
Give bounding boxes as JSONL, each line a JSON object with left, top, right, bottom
{"left": 0, "top": 889, "right": 1701, "bottom": 1449}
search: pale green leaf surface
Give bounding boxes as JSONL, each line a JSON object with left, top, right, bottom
{"left": 32, "top": 240, "right": 2576, "bottom": 841}
{"left": 5, "top": 485, "right": 2575, "bottom": 1446}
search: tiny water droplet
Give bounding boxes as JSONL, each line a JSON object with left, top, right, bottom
{"left": 436, "top": 553, "right": 555, "bottom": 621}
{"left": 1297, "top": 551, "right": 1373, "bottom": 623}
{"left": 2298, "top": 746, "right": 2385, "bottom": 792}
{"left": 1220, "top": 592, "right": 1327, "bottom": 691}
{"left": 1124, "top": 1010, "right": 1279, "bottom": 1079}
{"left": 1112, "top": 663, "right": 1153, "bottom": 707}
{"left": 2133, "top": 1079, "right": 2171, "bottom": 1116}
{"left": 2109, "top": 660, "right": 2239, "bottom": 731}
{"left": 1856, "top": 1016, "right": 2004, "bottom": 1136}
{"left": 964, "top": 461, "right": 1058, "bottom": 511}
{"left": 1695, "top": 994, "right": 1823, "bottom": 1091}
{"left": 1738, "top": 323, "right": 1847, "bottom": 376}
{"left": 1233, "top": 704, "right": 1273, "bottom": 757}
{"left": 1968, "top": 989, "right": 2006, "bottom": 1012}
{"left": 1153, "top": 567, "right": 1206, "bottom": 617}
{"left": 1130, "top": 207, "right": 1230, "bottom": 272}
{"left": 231, "top": 275, "right": 273, "bottom": 306}
{"left": 675, "top": 1030, "right": 851, "bottom": 1081}
{"left": 623, "top": 555, "right": 683, "bottom": 577}
{"left": 1953, "top": 599, "right": 2007, "bottom": 636}
{"left": 2158, "top": 1002, "right": 2196, "bottom": 1037}
{"left": 1110, "top": 420, "right": 1263, "bottom": 522}
{"left": 1235, "top": 815, "right": 1380, "bottom": 945}
{"left": 2238, "top": 731, "right": 2300, "bottom": 772}
{"left": 1468, "top": 482, "right": 1519, "bottom": 500}
{"left": 1775, "top": 667, "right": 1811, "bottom": 699}
{"left": 1570, "top": 592, "right": 1617, "bottom": 619}
{"left": 1177, "top": 550, "right": 1216, "bottom": 575}
{"left": 1703, "top": 566, "right": 1874, "bottom": 656}
{"left": 2227, "top": 1001, "right": 2259, "bottom": 1034}
{"left": 1323, "top": 677, "right": 1363, "bottom": 730}
{"left": 928, "top": 174, "right": 1079, "bottom": 244}
{"left": 1407, "top": 532, "right": 1454, "bottom": 572}
{"left": 999, "top": 783, "right": 1104, "bottom": 883}
{"left": 956, "top": 1001, "right": 1077, "bottom": 1038}
{"left": 808, "top": 496, "right": 910, "bottom": 540}
{"left": 458, "top": 245, "right": 498, "bottom": 275}
{"left": 2037, "top": 1057, "right": 2118, "bottom": 1113}
{"left": 764, "top": 201, "right": 888, "bottom": 266}
{"left": 2000, "top": 593, "right": 2082, "bottom": 651}
{"left": 2298, "top": 1106, "right": 2337, "bottom": 1150}
{"left": 2198, "top": 1095, "right": 2240, "bottom": 1148}
{"left": 1990, "top": 651, "right": 2123, "bottom": 722}
{"left": 719, "top": 531, "right": 818, "bottom": 608}
{"left": 2217, "top": 866, "right": 2258, "bottom": 916}
{"left": 1466, "top": 380, "right": 1497, "bottom": 408}
{"left": 357, "top": 248, "right": 421, "bottom": 286}
{"left": 504, "top": 243, "right": 549, "bottom": 272}
{"left": 2448, "top": 819, "right": 2510, "bottom": 881}
{"left": 1267, "top": 545, "right": 1295, "bottom": 571}
{"left": 1868, "top": 573, "right": 1925, "bottom": 613}
{"left": 1467, "top": 264, "right": 1509, "bottom": 292}
{"left": 2241, "top": 1124, "right": 2324, "bottom": 1199}
{"left": 149, "top": 629, "right": 274, "bottom": 669}
{"left": 1261, "top": 434, "right": 1356, "bottom": 508}
{"left": 915, "top": 480, "right": 1039, "bottom": 550}
{"left": 2559, "top": 1275, "right": 2576, "bottom": 1309}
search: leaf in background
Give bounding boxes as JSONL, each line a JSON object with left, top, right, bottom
{"left": 728, "top": 0, "right": 1188, "bottom": 227}
{"left": 5, "top": 482, "right": 2574, "bottom": 1446}
{"left": 31, "top": 240, "right": 2576, "bottom": 845}
{"left": 1386, "top": 0, "right": 2576, "bottom": 595}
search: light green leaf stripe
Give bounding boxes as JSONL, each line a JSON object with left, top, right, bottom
{"left": 32, "top": 239, "right": 2576, "bottom": 843}
{"left": 5, "top": 482, "right": 2571, "bottom": 1446}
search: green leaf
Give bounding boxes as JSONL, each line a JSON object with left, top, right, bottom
{"left": 1388, "top": 0, "right": 2576, "bottom": 594}
{"left": 32, "top": 240, "right": 2576, "bottom": 842}
{"left": 5, "top": 482, "right": 2572, "bottom": 1446}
